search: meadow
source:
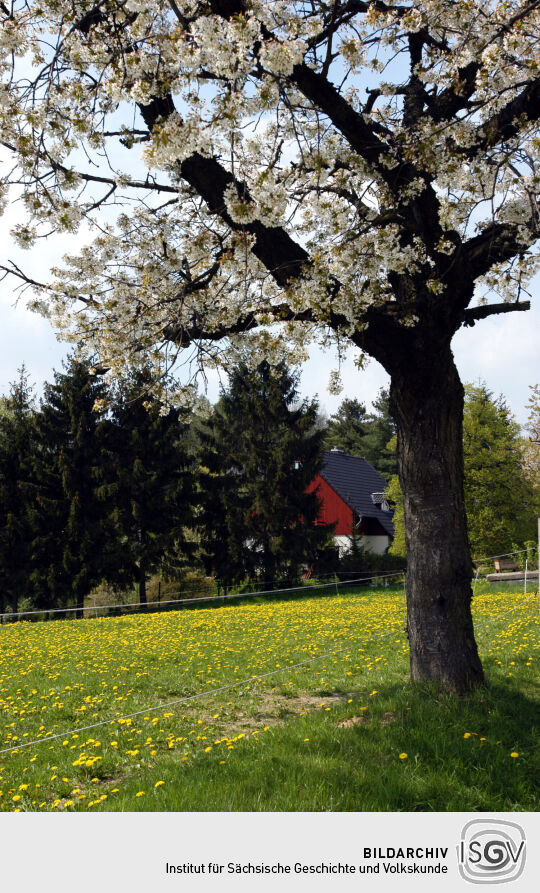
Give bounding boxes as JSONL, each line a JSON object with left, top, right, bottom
{"left": 0, "top": 583, "right": 538, "bottom": 812}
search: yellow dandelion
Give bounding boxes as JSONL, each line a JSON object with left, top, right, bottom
{"left": 135, "top": 791, "right": 145, "bottom": 797}
{"left": 399, "top": 753, "right": 408, "bottom": 760}
{"left": 510, "top": 752, "right": 519, "bottom": 758}
{"left": 154, "top": 780, "right": 165, "bottom": 788}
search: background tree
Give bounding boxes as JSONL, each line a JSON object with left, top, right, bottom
{"left": 29, "top": 357, "right": 115, "bottom": 617}
{"left": 521, "top": 384, "right": 540, "bottom": 492}
{"left": 199, "top": 361, "right": 334, "bottom": 588}
{"left": 463, "top": 384, "right": 537, "bottom": 558}
{"left": 0, "top": 368, "right": 37, "bottom": 616}
{"left": 107, "top": 369, "right": 194, "bottom": 606}
{"left": 322, "top": 398, "right": 370, "bottom": 456}
{"left": 322, "top": 389, "right": 396, "bottom": 473}
{"left": 3, "top": 1, "right": 540, "bottom": 689}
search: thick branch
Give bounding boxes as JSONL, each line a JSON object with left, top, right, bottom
{"left": 290, "top": 61, "right": 392, "bottom": 178}
{"left": 462, "top": 300, "right": 531, "bottom": 327}
{"left": 138, "top": 100, "right": 312, "bottom": 287}
{"left": 162, "top": 299, "right": 364, "bottom": 347}
{"left": 427, "top": 62, "right": 480, "bottom": 122}
{"left": 459, "top": 77, "right": 540, "bottom": 157}
{"left": 464, "top": 220, "right": 539, "bottom": 279}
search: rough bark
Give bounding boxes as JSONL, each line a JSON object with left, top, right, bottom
{"left": 390, "top": 339, "right": 485, "bottom": 692}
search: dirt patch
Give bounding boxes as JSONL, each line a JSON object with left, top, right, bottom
{"left": 191, "top": 690, "right": 356, "bottom": 736}
{"left": 337, "top": 716, "right": 366, "bottom": 728}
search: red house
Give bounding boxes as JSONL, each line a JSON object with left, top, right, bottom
{"left": 306, "top": 448, "right": 394, "bottom": 555}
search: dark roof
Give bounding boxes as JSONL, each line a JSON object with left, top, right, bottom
{"left": 319, "top": 449, "right": 394, "bottom": 538}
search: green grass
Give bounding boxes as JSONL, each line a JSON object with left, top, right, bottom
{"left": 0, "top": 583, "right": 538, "bottom": 812}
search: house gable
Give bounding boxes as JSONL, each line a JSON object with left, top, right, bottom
{"left": 306, "top": 474, "right": 353, "bottom": 534}
{"left": 310, "top": 449, "right": 395, "bottom": 540}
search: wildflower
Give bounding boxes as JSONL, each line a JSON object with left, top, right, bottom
{"left": 463, "top": 733, "right": 472, "bottom": 739}
{"left": 399, "top": 753, "right": 408, "bottom": 760}
{"left": 154, "top": 781, "right": 165, "bottom": 788}
{"left": 135, "top": 791, "right": 145, "bottom": 797}
{"left": 510, "top": 752, "right": 519, "bottom": 758}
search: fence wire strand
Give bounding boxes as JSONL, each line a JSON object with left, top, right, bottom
{"left": 0, "top": 590, "right": 536, "bottom": 760}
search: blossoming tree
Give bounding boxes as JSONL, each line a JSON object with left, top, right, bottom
{"left": 1, "top": 0, "right": 539, "bottom": 690}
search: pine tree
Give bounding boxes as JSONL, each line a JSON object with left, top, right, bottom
{"left": 322, "top": 398, "right": 370, "bottom": 455}
{"left": 29, "top": 356, "right": 114, "bottom": 617}
{"left": 362, "top": 389, "right": 398, "bottom": 478}
{"left": 199, "top": 361, "right": 334, "bottom": 588}
{"left": 322, "top": 389, "right": 397, "bottom": 477}
{"left": 0, "top": 367, "right": 37, "bottom": 616}
{"left": 463, "top": 384, "right": 536, "bottom": 558}
{"left": 522, "top": 384, "right": 540, "bottom": 490}
{"left": 107, "top": 369, "right": 193, "bottom": 606}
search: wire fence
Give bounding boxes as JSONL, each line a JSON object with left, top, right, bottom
{"left": 0, "top": 571, "right": 407, "bottom": 624}
{"left": 0, "top": 589, "right": 536, "bottom": 760}
{"left": 0, "top": 546, "right": 537, "bottom": 625}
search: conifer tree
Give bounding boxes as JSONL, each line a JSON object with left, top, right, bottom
{"left": 0, "top": 367, "right": 37, "bottom": 616}
{"left": 199, "top": 361, "right": 334, "bottom": 588}
{"left": 323, "top": 389, "right": 397, "bottom": 477}
{"left": 30, "top": 356, "right": 114, "bottom": 617}
{"left": 463, "top": 384, "right": 536, "bottom": 558}
{"left": 522, "top": 384, "right": 540, "bottom": 491}
{"left": 322, "top": 398, "right": 370, "bottom": 456}
{"left": 107, "top": 370, "right": 193, "bottom": 606}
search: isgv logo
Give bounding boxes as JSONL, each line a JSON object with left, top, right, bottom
{"left": 458, "top": 819, "right": 526, "bottom": 884}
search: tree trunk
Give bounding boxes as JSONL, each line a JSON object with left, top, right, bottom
{"left": 390, "top": 342, "right": 484, "bottom": 692}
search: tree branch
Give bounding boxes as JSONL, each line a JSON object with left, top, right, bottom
{"left": 464, "top": 219, "right": 540, "bottom": 279}
{"left": 462, "top": 300, "right": 531, "bottom": 327}
{"left": 138, "top": 99, "right": 313, "bottom": 288}
{"left": 458, "top": 77, "right": 540, "bottom": 157}
{"left": 426, "top": 61, "right": 480, "bottom": 123}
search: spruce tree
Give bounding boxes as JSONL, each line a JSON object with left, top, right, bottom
{"left": 323, "top": 389, "right": 397, "bottom": 477}
{"left": 322, "top": 398, "right": 370, "bottom": 456}
{"left": 0, "top": 367, "right": 37, "bottom": 616}
{"left": 463, "top": 384, "right": 536, "bottom": 558}
{"left": 30, "top": 356, "right": 114, "bottom": 617}
{"left": 199, "top": 361, "right": 334, "bottom": 588}
{"left": 107, "top": 369, "right": 193, "bottom": 606}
